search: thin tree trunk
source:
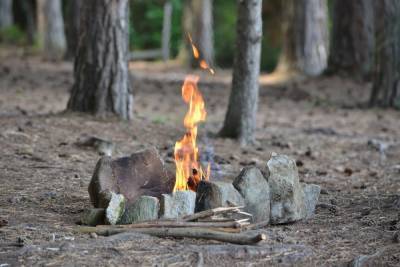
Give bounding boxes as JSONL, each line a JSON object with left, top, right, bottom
{"left": 0, "top": 0, "right": 13, "bottom": 29}
{"left": 67, "top": 0, "right": 133, "bottom": 120}
{"left": 328, "top": 0, "right": 374, "bottom": 79}
{"left": 219, "top": 0, "right": 262, "bottom": 145}
{"left": 65, "top": 0, "right": 81, "bottom": 60}
{"left": 161, "top": 1, "right": 172, "bottom": 61}
{"left": 369, "top": 0, "right": 400, "bottom": 108}
{"left": 180, "top": 0, "right": 214, "bottom": 67}
{"left": 19, "top": 0, "right": 36, "bottom": 45}
{"left": 37, "top": 0, "right": 67, "bottom": 60}
{"left": 276, "top": 0, "right": 328, "bottom": 76}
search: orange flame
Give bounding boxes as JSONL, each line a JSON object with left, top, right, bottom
{"left": 173, "top": 34, "right": 213, "bottom": 192}
{"left": 173, "top": 75, "right": 208, "bottom": 191}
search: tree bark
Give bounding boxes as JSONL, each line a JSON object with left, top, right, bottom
{"left": 180, "top": 0, "right": 214, "bottom": 67}
{"left": 65, "top": 0, "right": 81, "bottom": 60}
{"left": 328, "top": 0, "right": 374, "bottom": 79}
{"left": 37, "top": 0, "right": 67, "bottom": 60}
{"left": 0, "top": 0, "right": 13, "bottom": 29}
{"left": 19, "top": 0, "right": 36, "bottom": 45}
{"left": 276, "top": 0, "right": 328, "bottom": 76}
{"left": 219, "top": 0, "right": 262, "bottom": 145}
{"left": 67, "top": 0, "right": 133, "bottom": 120}
{"left": 369, "top": 0, "right": 400, "bottom": 108}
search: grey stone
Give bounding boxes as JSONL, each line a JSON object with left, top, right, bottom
{"left": 120, "top": 196, "right": 159, "bottom": 224}
{"left": 267, "top": 154, "right": 306, "bottom": 224}
{"left": 88, "top": 147, "right": 174, "bottom": 208}
{"left": 81, "top": 208, "right": 105, "bottom": 226}
{"left": 195, "top": 181, "right": 245, "bottom": 212}
{"left": 160, "top": 191, "right": 196, "bottom": 219}
{"left": 105, "top": 192, "right": 126, "bottom": 225}
{"left": 302, "top": 183, "right": 321, "bottom": 219}
{"left": 233, "top": 167, "right": 270, "bottom": 223}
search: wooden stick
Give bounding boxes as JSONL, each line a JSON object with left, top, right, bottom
{"left": 181, "top": 206, "right": 244, "bottom": 222}
{"left": 118, "top": 221, "right": 243, "bottom": 229}
{"left": 76, "top": 226, "right": 266, "bottom": 245}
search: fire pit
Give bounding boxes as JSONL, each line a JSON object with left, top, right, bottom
{"left": 79, "top": 40, "right": 320, "bottom": 245}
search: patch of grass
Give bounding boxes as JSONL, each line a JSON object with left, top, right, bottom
{"left": 0, "top": 25, "right": 26, "bottom": 45}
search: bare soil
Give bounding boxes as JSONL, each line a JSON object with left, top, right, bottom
{"left": 0, "top": 48, "right": 399, "bottom": 266}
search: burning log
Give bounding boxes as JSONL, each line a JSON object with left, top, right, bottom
{"left": 76, "top": 226, "right": 266, "bottom": 245}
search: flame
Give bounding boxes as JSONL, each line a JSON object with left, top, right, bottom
{"left": 173, "top": 34, "right": 214, "bottom": 192}
{"left": 173, "top": 75, "right": 207, "bottom": 191}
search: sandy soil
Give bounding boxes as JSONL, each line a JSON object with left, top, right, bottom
{"left": 0, "top": 48, "right": 399, "bottom": 266}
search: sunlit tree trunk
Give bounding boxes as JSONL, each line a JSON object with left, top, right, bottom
{"left": 328, "top": 0, "right": 374, "bottom": 79}
{"left": 369, "top": 0, "right": 400, "bottom": 108}
{"left": 0, "top": 0, "right": 13, "bottom": 29}
{"left": 37, "top": 0, "right": 66, "bottom": 60}
{"left": 180, "top": 0, "right": 214, "bottom": 67}
{"left": 67, "top": 0, "right": 133, "bottom": 120}
{"left": 65, "top": 0, "right": 81, "bottom": 60}
{"left": 220, "top": 0, "right": 262, "bottom": 145}
{"left": 276, "top": 0, "right": 328, "bottom": 76}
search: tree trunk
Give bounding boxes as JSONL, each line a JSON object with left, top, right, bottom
{"left": 65, "top": 0, "right": 81, "bottom": 60}
{"left": 219, "top": 0, "right": 262, "bottom": 145}
{"left": 328, "top": 0, "right": 374, "bottom": 79}
{"left": 161, "top": 1, "right": 172, "bottom": 61}
{"left": 37, "top": 0, "right": 67, "bottom": 60}
{"left": 276, "top": 0, "right": 328, "bottom": 76}
{"left": 0, "top": 0, "right": 13, "bottom": 29}
{"left": 369, "top": 0, "right": 400, "bottom": 108}
{"left": 19, "top": 0, "right": 36, "bottom": 45}
{"left": 180, "top": 0, "right": 214, "bottom": 67}
{"left": 67, "top": 0, "right": 133, "bottom": 120}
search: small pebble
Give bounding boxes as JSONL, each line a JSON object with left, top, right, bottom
{"left": 90, "top": 233, "right": 98, "bottom": 239}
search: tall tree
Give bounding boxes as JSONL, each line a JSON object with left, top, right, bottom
{"left": 181, "top": 0, "right": 214, "bottom": 67}
{"left": 369, "top": 0, "right": 400, "bottom": 108}
{"left": 276, "top": 0, "right": 328, "bottom": 76}
{"left": 0, "top": 0, "right": 13, "bottom": 29}
{"left": 65, "top": 0, "right": 81, "bottom": 60}
{"left": 19, "top": 0, "right": 36, "bottom": 45}
{"left": 220, "top": 0, "right": 262, "bottom": 145}
{"left": 328, "top": 0, "right": 374, "bottom": 79}
{"left": 67, "top": 0, "right": 133, "bottom": 120}
{"left": 37, "top": 0, "right": 67, "bottom": 60}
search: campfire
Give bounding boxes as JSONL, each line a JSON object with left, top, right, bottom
{"left": 82, "top": 36, "right": 320, "bottom": 246}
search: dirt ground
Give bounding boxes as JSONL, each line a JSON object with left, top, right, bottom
{"left": 0, "top": 48, "right": 399, "bottom": 266}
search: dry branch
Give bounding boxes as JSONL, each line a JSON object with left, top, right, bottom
{"left": 120, "top": 220, "right": 246, "bottom": 229}
{"left": 76, "top": 226, "right": 266, "bottom": 245}
{"left": 181, "top": 206, "right": 244, "bottom": 222}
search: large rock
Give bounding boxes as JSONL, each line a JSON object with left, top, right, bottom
{"left": 120, "top": 196, "right": 159, "bottom": 224}
{"left": 233, "top": 167, "right": 270, "bottom": 223}
{"left": 302, "top": 183, "right": 321, "bottom": 219}
{"left": 160, "top": 191, "right": 196, "bottom": 219}
{"left": 267, "top": 154, "right": 306, "bottom": 224}
{"left": 88, "top": 147, "right": 174, "bottom": 208}
{"left": 105, "top": 192, "right": 126, "bottom": 225}
{"left": 195, "top": 181, "right": 245, "bottom": 212}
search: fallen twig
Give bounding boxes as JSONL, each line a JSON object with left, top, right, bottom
{"left": 119, "top": 220, "right": 247, "bottom": 229}
{"left": 181, "top": 206, "right": 244, "bottom": 222}
{"left": 76, "top": 226, "right": 266, "bottom": 245}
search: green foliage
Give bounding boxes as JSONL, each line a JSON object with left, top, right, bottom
{"left": 0, "top": 25, "right": 26, "bottom": 45}
{"left": 129, "top": 0, "right": 183, "bottom": 57}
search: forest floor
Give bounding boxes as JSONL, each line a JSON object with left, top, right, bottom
{"left": 0, "top": 48, "right": 400, "bottom": 266}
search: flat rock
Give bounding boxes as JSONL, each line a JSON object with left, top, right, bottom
{"left": 105, "top": 192, "right": 126, "bottom": 225}
{"left": 267, "top": 154, "right": 306, "bottom": 224}
{"left": 302, "top": 183, "right": 321, "bottom": 219}
{"left": 195, "top": 180, "right": 245, "bottom": 212}
{"left": 120, "top": 196, "right": 159, "bottom": 224}
{"left": 233, "top": 167, "right": 270, "bottom": 223}
{"left": 81, "top": 208, "right": 105, "bottom": 226}
{"left": 88, "top": 147, "right": 174, "bottom": 208}
{"left": 160, "top": 191, "right": 196, "bottom": 219}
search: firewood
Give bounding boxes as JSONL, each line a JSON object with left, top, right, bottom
{"left": 76, "top": 226, "right": 266, "bottom": 245}
{"left": 181, "top": 206, "right": 244, "bottom": 222}
{"left": 119, "top": 220, "right": 244, "bottom": 229}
